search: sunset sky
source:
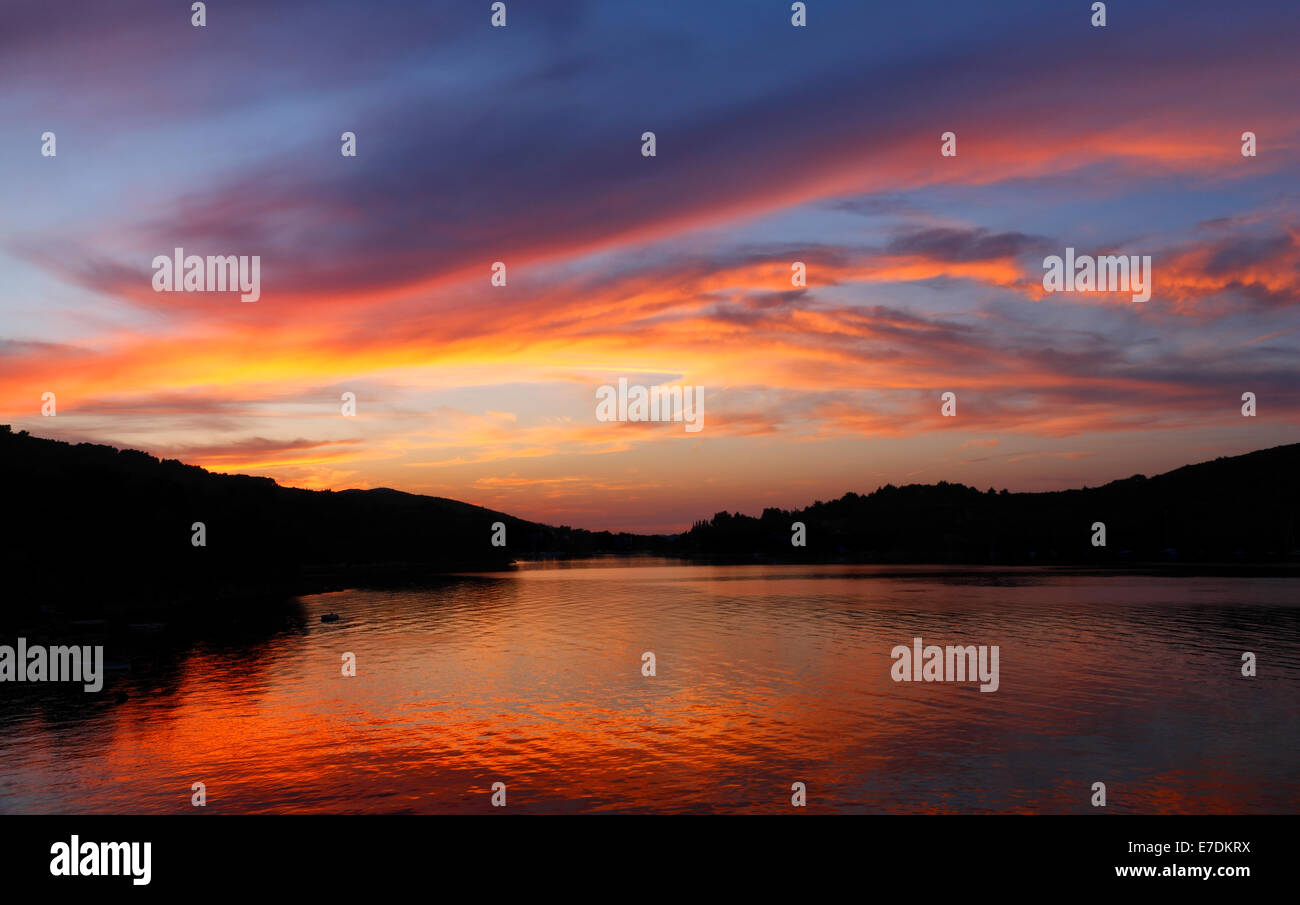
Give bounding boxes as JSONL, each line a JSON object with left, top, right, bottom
{"left": 2, "top": 0, "right": 1297, "bottom": 532}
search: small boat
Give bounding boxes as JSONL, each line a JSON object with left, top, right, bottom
{"left": 320, "top": 613, "right": 340, "bottom": 623}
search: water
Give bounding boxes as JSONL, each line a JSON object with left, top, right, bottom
{"left": 2, "top": 560, "right": 1298, "bottom": 813}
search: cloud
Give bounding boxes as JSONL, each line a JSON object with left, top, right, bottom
{"left": 884, "top": 228, "right": 1051, "bottom": 263}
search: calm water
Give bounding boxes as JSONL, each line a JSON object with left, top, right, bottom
{"left": 2, "top": 561, "right": 1298, "bottom": 814}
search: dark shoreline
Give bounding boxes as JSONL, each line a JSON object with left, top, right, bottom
{"left": 661, "top": 557, "right": 1300, "bottom": 577}
{"left": 8, "top": 556, "right": 1298, "bottom": 632}
{"left": 5, "top": 429, "right": 1297, "bottom": 623}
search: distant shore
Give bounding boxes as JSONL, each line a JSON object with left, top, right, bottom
{"left": 4, "top": 428, "right": 1297, "bottom": 619}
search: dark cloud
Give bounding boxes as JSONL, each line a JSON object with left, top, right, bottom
{"left": 885, "top": 228, "right": 1051, "bottom": 262}
{"left": 1204, "top": 233, "right": 1294, "bottom": 276}
{"left": 16, "top": 0, "right": 1294, "bottom": 317}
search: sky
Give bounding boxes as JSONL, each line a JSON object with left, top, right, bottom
{"left": 1, "top": 0, "right": 1297, "bottom": 533}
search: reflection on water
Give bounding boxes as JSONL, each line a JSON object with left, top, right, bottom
{"left": 2, "top": 561, "right": 1298, "bottom": 813}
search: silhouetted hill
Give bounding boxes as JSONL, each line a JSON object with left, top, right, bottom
{"left": 0, "top": 428, "right": 662, "bottom": 614}
{"left": 671, "top": 444, "right": 1300, "bottom": 566}
{"left": 4, "top": 428, "right": 1296, "bottom": 615}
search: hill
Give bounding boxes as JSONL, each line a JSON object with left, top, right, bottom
{"left": 0, "top": 427, "right": 658, "bottom": 613}
{"left": 670, "top": 443, "right": 1300, "bottom": 566}
{"left": 4, "top": 428, "right": 1295, "bottom": 615}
